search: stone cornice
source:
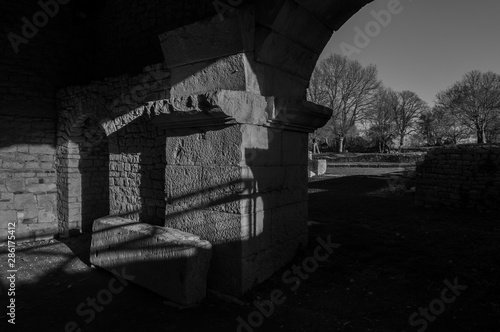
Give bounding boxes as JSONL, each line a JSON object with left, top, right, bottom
{"left": 151, "top": 90, "right": 332, "bottom": 133}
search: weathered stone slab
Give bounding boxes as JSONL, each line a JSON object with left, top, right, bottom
{"left": 90, "top": 216, "right": 212, "bottom": 306}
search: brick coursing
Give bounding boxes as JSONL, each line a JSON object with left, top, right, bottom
{"left": 56, "top": 64, "right": 170, "bottom": 233}
{"left": 0, "top": 115, "right": 57, "bottom": 241}
{"left": 416, "top": 145, "right": 500, "bottom": 211}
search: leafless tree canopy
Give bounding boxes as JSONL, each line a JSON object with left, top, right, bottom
{"left": 436, "top": 70, "right": 500, "bottom": 144}
{"left": 390, "top": 90, "right": 429, "bottom": 150}
{"left": 418, "top": 106, "right": 472, "bottom": 146}
{"left": 308, "top": 54, "right": 381, "bottom": 152}
{"left": 366, "top": 87, "right": 395, "bottom": 152}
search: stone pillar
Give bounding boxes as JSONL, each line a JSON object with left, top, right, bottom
{"left": 152, "top": 93, "right": 329, "bottom": 295}
{"left": 155, "top": 7, "right": 333, "bottom": 295}
{"left": 158, "top": 123, "right": 307, "bottom": 293}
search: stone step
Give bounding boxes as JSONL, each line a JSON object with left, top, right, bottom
{"left": 90, "top": 216, "right": 212, "bottom": 306}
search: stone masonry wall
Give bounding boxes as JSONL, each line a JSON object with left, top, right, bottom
{"left": 0, "top": 115, "right": 57, "bottom": 242}
{"left": 416, "top": 145, "right": 500, "bottom": 211}
{"left": 108, "top": 118, "right": 166, "bottom": 226}
{"left": 57, "top": 64, "right": 170, "bottom": 234}
{"left": 58, "top": 61, "right": 311, "bottom": 294}
{"left": 75, "top": 117, "right": 110, "bottom": 232}
{"left": 163, "top": 124, "right": 309, "bottom": 294}
{"left": 0, "top": 0, "right": 93, "bottom": 242}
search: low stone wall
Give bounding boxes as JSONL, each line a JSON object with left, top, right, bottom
{"left": 415, "top": 145, "right": 500, "bottom": 211}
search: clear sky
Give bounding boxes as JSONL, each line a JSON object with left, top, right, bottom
{"left": 319, "top": 0, "right": 500, "bottom": 107}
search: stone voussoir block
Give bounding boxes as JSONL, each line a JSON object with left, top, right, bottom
{"left": 90, "top": 216, "right": 212, "bottom": 306}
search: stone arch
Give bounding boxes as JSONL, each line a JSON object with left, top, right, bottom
{"left": 151, "top": 0, "right": 375, "bottom": 295}
{"left": 252, "top": 0, "right": 374, "bottom": 96}
{"left": 57, "top": 96, "right": 114, "bottom": 236}
{"left": 162, "top": 0, "right": 374, "bottom": 99}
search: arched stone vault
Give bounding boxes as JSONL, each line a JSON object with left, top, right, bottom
{"left": 162, "top": 0, "right": 373, "bottom": 98}
{"left": 56, "top": 0, "right": 373, "bottom": 295}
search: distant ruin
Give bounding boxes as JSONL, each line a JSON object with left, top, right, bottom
{"left": 416, "top": 145, "right": 500, "bottom": 212}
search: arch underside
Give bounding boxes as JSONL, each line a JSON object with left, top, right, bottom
{"left": 162, "top": 0, "right": 374, "bottom": 100}
{"left": 54, "top": 0, "right": 373, "bottom": 294}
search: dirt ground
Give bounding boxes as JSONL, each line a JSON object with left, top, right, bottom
{"left": 1, "top": 167, "right": 499, "bottom": 332}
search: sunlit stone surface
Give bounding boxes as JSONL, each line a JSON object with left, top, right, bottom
{"left": 90, "top": 216, "right": 212, "bottom": 305}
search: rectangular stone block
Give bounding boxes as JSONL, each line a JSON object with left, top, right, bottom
{"left": 3, "top": 161, "right": 23, "bottom": 169}
{"left": 38, "top": 209, "right": 56, "bottom": 223}
{"left": 91, "top": 217, "right": 212, "bottom": 306}
{"left": 13, "top": 193, "right": 36, "bottom": 210}
{"left": 0, "top": 211, "right": 17, "bottom": 226}
{"left": 0, "top": 193, "right": 14, "bottom": 201}
{"left": 26, "top": 182, "right": 57, "bottom": 194}
{"left": 165, "top": 165, "right": 245, "bottom": 214}
{"left": 28, "top": 144, "right": 55, "bottom": 155}
{"left": 165, "top": 125, "right": 242, "bottom": 166}
{"left": 164, "top": 206, "right": 243, "bottom": 245}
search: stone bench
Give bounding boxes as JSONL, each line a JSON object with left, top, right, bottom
{"left": 90, "top": 216, "right": 212, "bottom": 306}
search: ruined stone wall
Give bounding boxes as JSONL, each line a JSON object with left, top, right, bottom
{"left": 416, "top": 145, "right": 500, "bottom": 211}
{"left": 0, "top": 115, "right": 58, "bottom": 241}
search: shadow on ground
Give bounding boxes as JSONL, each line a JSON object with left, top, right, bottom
{"left": 1, "top": 169, "right": 499, "bottom": 332}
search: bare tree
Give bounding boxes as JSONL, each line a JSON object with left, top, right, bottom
{"left": 418, "top": 106, "right": 472, "bottom": 145}
{"left": 389, "top": 90, "right": 428, "bottom": 150}
{"left": 418, "top": 109, "right": 438, "bottom": 145}
{"left": 307, "top": 54, "right": 381, "bottom": 152}
{"left": 486, "top": 116, "right": 500, "bottom": 143}
{"left": 436, "top": 70, "right": 500, "bottom": 144}
{"left": 366, "top": 87, "right": 396, "bottom": 152}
